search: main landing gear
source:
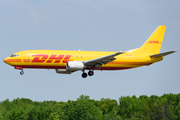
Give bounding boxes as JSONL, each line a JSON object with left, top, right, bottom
{"left": 82, "top": 70, "right": 94, "bottom": 78}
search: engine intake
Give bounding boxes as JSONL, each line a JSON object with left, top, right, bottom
{"left": 66, "top": 61, "right": 85, "bottom": 70}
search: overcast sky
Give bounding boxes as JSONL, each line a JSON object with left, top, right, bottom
{"left": 0, "top": 0, "right": 180, "bottom": 102}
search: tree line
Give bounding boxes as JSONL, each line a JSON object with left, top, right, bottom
{"left": 0, "top": 93, "right": 180, "bottom": 120}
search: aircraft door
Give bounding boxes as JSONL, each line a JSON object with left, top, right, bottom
{"left": 26, "top": 51, "right": 31, "bottom": 62}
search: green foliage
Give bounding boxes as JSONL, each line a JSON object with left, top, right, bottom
{"left": 57, "top": 95, "right": 103, "bottom": 120}
{"left": 118, "top": 95, "right": 141, "bottom": 119}
{"left": 0, "top": 94, "right": 180, "bottom": 120}
{"left": 104, "top": 113, "right": 122, "bottom": 120}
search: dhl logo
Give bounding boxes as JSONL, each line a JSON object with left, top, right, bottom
{"left": 31, "top": 54, "right": 71, "bottom": 63}
{"left": 146, "top": 41, "right": 162, "bottom": 44}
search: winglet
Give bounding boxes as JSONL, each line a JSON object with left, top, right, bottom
{"left": 150, "top": 51, "right": 176, "bottom": 58}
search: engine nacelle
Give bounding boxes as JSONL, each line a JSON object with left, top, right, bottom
{"left": 66, "top": 61, "right": 85, "bottom": 70}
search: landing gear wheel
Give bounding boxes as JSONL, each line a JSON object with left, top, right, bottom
{"left": 20, "top": 71, "right": 24, "bottom": 75}
{"left": 88, "top": 71, "right": 94, "bottom": 76}
{"left": 82, "top": 73, "right": 87, "bottom": 78}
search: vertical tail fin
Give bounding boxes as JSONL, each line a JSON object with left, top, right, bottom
{"left": 138, "top": 25, "right": 166, "bottom": 54}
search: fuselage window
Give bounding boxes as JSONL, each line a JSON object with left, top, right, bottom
{"left": 10, "top": 54, "right": 19, "bottom": 57}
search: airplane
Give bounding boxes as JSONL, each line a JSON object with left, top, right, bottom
{"left": 3, "top": 25, "right": 176, "bottom": 78}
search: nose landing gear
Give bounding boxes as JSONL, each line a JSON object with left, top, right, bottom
{"left": 14, "top": 67, "right": 24, "bottom": 75}
{"left": 20, "top": 70, "right": 24, "bottom": 75}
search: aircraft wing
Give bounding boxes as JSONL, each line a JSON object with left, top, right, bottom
{"left": 84, "top": 52, "right": 124, "bottom": 68}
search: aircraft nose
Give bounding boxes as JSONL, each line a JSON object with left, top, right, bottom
{"left": 3, "top": 58, "right": 9, "bottom": 63}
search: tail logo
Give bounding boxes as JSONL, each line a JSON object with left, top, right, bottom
{"left": 146, "top": 41, "right": 162, "bottom": 44}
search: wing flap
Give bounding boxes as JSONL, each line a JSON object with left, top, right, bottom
{"left": 150, "top": 51, "right": 176, "bottom": 58}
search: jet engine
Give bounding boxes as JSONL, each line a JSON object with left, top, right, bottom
{"left": 66, "top": 61, "right": 85, "bottom": 70}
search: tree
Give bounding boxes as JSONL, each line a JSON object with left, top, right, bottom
{"left": 0, "top": 94, "right": 180, "bottom": 120}
{"left": 138, "top": 95, "right": 151, "bottom": 120}
{"left": 150, "top": 96, "right": 177, "bottom": 120}
{"left": 58, "top": 95, "right": 103, "bottom": 120}
{"left": 118, "top": 95, "right": 141, "bottom": 119}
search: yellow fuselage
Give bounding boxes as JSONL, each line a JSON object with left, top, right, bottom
{"left": 4, "top": 50, "right": 163, "bottom": 70}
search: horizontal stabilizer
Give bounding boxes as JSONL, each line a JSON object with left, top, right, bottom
{"left": 150, "top": 51, "right": 176, "bottom": 58}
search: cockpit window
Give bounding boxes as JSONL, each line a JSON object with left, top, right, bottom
{"left": 10, "top": 54, "right": 19, "bottom": 57}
